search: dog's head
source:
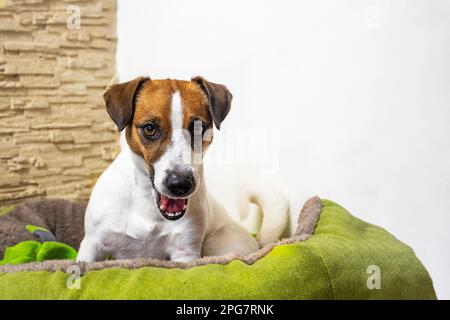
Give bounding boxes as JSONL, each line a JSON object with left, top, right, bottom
{"left": 103, "top": 77, "right": 232, "bottom": 221}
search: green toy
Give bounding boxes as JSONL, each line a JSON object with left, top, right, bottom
{"left": 0, "top": 225, "right": 78, "bottom": 266}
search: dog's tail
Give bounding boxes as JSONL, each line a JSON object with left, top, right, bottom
{"left": 205, "top": 167, "right": 291, "bottom": 245}
{"left": 224, "top": 172, "right": 290, "bottom": 245}
{"left": 244, "top": 184, "right": 291, "bottom": 246}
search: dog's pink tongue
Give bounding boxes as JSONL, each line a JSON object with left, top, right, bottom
{"left": 160, "top": 195, "right": 185, "bottom": 213}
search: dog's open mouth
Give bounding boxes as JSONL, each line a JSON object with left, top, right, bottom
{"left": 156, "top": 192, "right": 187, "bottom": 221}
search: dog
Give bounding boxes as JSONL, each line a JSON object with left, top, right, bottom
{"left": 77, "top": 76, "right": 289, "bottom": 263}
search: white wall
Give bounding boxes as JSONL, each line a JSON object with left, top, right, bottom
{"left": 117, "top": 0, "right": 450, "bottom": 299}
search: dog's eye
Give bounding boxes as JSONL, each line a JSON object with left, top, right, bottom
{"left": 141, "top": 123, "right": 159, "bottom": 139}
{"left": 188, "top": 119, "right": 210, "bottom": 150}
{"left": 188, "top": 119, "right": 206, "bottom": 138}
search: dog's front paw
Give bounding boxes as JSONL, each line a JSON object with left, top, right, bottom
{"left": 77, "top": 238, "right": 104, "bottom": 263}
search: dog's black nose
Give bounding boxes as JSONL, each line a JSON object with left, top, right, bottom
{"left": 165, "top": 171, "right": 195, "bottom": 197}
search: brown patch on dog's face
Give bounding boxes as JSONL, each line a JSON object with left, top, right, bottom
{"left": 177, "top": 80, "right": 214, "bottom": 152}
{"left": 125, "top": 80, "right": 172, "bottom": 169}
{"left": 125, "top": 80, "right": 214, "bottom": 170}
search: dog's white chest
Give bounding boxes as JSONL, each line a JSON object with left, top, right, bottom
{"left": 123, "top": 191, "right": 160, "bottom": 240}
{"left": 108, "top": 193, "right": 189, "bottom": 259}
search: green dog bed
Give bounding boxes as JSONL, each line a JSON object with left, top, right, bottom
{"left": 0, "top": 197, "right": 436, "bottom": 299}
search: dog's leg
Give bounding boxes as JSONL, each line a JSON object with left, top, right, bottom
{"left": 77, "top": 237, "right": 105, "bottom": 262}
{"left": 202, "top": 221, "right": 260, "bottom": 257}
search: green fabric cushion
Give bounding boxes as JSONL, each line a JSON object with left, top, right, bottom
{"left": 0, "top": 199, "right": 436, "bottom": 300}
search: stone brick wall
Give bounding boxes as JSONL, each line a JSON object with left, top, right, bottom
{"left": 0, "top": 0, "right": 118, "bottom": 207}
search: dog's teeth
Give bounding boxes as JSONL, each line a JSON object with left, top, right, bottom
{"left": 183, "top": 204, "right": 187, "bottom": 210}
{"left": 162, "top": 210, "right": 184, "bottom": 218}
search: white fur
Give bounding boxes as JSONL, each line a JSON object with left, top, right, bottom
{"left": 78, "top": 92, "right": 288, "bottom": 263}
{"left": 153, "top": 92, "right": 198, "bottom": 197}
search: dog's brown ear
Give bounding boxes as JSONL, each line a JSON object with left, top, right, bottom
{"left": 192, "top": 76, "right": 232, "bottom": 130}
{"left": 103, "top": 77, "right": 148, "bottom": 131}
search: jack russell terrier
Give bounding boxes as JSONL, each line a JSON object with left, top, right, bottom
{"left": 77, "top": 76, "right": 289, "bottom": 263}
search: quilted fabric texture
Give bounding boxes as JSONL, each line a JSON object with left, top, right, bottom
{"left": 0, "top": 199, "right": 436, "bottom": 299}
